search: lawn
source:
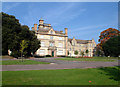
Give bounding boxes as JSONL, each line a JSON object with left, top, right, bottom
{"left": 2, "top": 66, "right": 119, "bottom": 85}
{"left": 55, "top": 57, "right": 118, "bottom": 62}
{"left": 1, "top": 60, "right": 50, "bottom": 65}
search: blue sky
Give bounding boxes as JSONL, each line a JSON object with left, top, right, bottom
{"left": 2, "top": 2, "right": 118, "bottom": 43}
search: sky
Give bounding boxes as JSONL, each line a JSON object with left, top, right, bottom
{"left": 2, "top": 2, "right": 118, "bottom": 44}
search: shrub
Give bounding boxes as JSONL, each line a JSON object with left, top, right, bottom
{"left": 46, "top": 55, "right": 52, "bottom": 57}
{"left": 10, "top": 51, "right": 20, "bottom": 58}
{"left": 33, "top": 55, "right": 45, "bottom": 58}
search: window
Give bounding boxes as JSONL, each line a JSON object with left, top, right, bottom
{"left": 73, "top": 42, "right": 75, "bottom": 46}
{"left": 50, "top": 31, "right": 53, "bottom": 34}
{"left": 40, "top": 35, "right": 44, "bottom": 38}
{"left": 41, "top": 42, "right": 45, "bottom": 46}
{"left": 50, "top": 36, "right": 53, "bottom": 40}
{"left": 58, "top": 50, "right": 63, "bottom": 55}
{"left": 39, "top": 49, "right": 45, "bottom": 55}
{"left": 50, "top": 42, "right": 54, "bottom": 47}
{"left": 59, "top": 37, "right": 62, "bottom": 40}
{"left": 59, "top": 43, "right": 63, "bottom": 47}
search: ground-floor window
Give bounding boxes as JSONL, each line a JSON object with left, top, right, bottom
{"left": 58, "top": 50, "right": 63, "bottom": 55}
{"left": 39, "top": 49, "right": 45, "bottom": 55}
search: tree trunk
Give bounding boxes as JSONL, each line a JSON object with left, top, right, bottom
{"left": 21, "top": 52, "right": 23, "bottom": 62}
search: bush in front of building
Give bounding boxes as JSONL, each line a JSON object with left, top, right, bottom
{"left": 46, "top": 55, "right": 52, "bottom": 57}
{"left": 33, "top": 55, "right": 45, "bottom": 58}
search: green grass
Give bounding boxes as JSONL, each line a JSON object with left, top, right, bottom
{"left": 1, "top": 60, "right": 50, "bottom": 65}
{"left": 2, "top": 66, "right": 120, "bottom": 85}
{"left": 55, "top": 57, "right": 118, "bottom": 62}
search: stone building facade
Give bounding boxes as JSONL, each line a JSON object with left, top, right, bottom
{"left": 68, "top": 37, "right": 96, "bottom": 57}
{"left": 32, "top": 18, "right": 96, "bottom": 57}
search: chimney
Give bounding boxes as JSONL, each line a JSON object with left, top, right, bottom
{"left": 34, "top": 24, "right": 37, "bottom": 31}
{"left": 32, "top": 27, "right": 34, "bottom": 31}
{"left": 65, "top": 28, "right": 68, "bottom": 35}
{"left": 48, "top": 24, "right": 51, "bottom": 27}
{"left": 48, "top": 24, "right": 51, "bottom": 29}
{"left": 39, "top": 18, "right": 44, "bottom": 24}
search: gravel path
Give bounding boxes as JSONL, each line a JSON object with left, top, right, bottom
{"left": 1, "top": 58, "right": 119, "bottom": 71}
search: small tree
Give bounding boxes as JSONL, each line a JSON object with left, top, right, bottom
{"left": 80, "top": 51, "right": 84, "bottom": 57}
{"left": 74, "top": 50, "right": 78, "bottom": 57}
{"left": 20, "top": 40, "right": 28, "bottom": 62}
{"left": 85, "top": 49, "right": 89, "bottom": 57}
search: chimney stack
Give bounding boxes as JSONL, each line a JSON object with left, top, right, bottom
{"left": 65, "top": 28, "right": 68, "bottom": 35}
{"left": 32, "top": 27, "right": 34, "bottom": 31}
{"left": 34, "top": 24, "right": 37, "bottom": 31}
{"left": 48, "top": 24, "right": 51, "bottom": 27}
{"left": 39, "top": 18, "right": 44, "bottom": 24}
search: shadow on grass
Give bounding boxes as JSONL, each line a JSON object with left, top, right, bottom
{"left": 99, "top": 66, "right": 120, "bottom": 81}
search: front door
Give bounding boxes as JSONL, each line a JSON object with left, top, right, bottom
{"left": 52, "top": 51, "right": 54, "bottom": 57}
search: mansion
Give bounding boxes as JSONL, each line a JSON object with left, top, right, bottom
{"left": 32, "top": 18, "right": 96, "bottom": 57}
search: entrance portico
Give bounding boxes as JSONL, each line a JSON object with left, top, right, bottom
{"left": 48, "top": 46, "right": 57, "bottom": 57}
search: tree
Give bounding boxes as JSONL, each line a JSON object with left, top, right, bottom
{"left": 2, "top": 12, "right": 40, "bottom": 57}
{"left": 80, "top": 51, "right": 84, "bottom": 57}
{"left": 96, "top": 28, "right": 119, "bottom": 57}
{"left": 95, "top": 44, "right": 104, "bottom": 56}
{"left": 2, "top": 12, "right": 21, "bottom": 55}
{"left": 74, "top": 50, "right": 78, "bottom": 56}
{"left": 99, "top": 28, "right": 119, "bottom": 45}
{"left": 85, "top": 49, "right": 89, "bottom": 57}
{"left": 102, "top": 36, "right": 120, "bottom": 57}
{"left": 20, "top": 40, "right": 28, "bottom": 62}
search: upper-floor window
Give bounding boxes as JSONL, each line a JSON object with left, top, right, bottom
{"left": 50, "top": 31, "right": 53, "bottom": 34}
{"left": 50, "top": 36, "right": 53, "bottom": 40}
{"left": 40, "top": 35, "right": 44, "bottom": 38}
{"left": 59, "top": 37, "right": 62, "bottom": 40}
{"left": 41, "top": 42, "right": 45, "bottom": 46}
{"left": 59, "top": 43, "right": 63, "bottom": 47}
{"left": 50, "top": 42, "right": 54, "bottom": 47}
{"left": 73, "top": 41, "right": 75, "bottom": 46}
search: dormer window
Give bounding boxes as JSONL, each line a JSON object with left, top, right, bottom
{"left": 50, "top": 31, "right": 53, "bottom": 34}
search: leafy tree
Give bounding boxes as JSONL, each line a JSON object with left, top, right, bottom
{"left": 98, "top": 28, "right": 119, "bottom": 45}
{"left": 102, "top": 36, "right": 120, "bottom": 57}
{"left": 95, "top": 44, "right": 104, "bottom": 56}
{"left": 74, "top": 50, "right": 78, "bottom": 56}
{"left": 85, "top": 49, "right": 89, "bottom": 56}
{"left": 80, "top": 51, "right": 84, "bottom": 57}
{"left": 2, "top": 12, "right": 21, "bottom": 55}
{"left": 2, "top": 12, "right": 40, "bottom": 57}
{"left": 96, "top": 28, "right": 119, "bottom": 57}
{"left": 20, "top": 40, "right": 28, "bottom": 62}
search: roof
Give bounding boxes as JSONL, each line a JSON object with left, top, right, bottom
{"left": 37, "top": 28, "right": 65, "bottom": 35}
{"left": 68, "top": 38, "right": 92, "bottom": 44}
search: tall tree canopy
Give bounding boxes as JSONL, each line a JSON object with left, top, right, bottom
{"left": 98, "top": 28, "right": 119, "bottom": 46}
{"left": 95, "top": 28, "right": 119, "bottom": 57}
{"left": 102, "top": 36, "right": 120, "bottom": 57}
{"left": 2, "top": 12, "right": 40, "bottom": 57}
